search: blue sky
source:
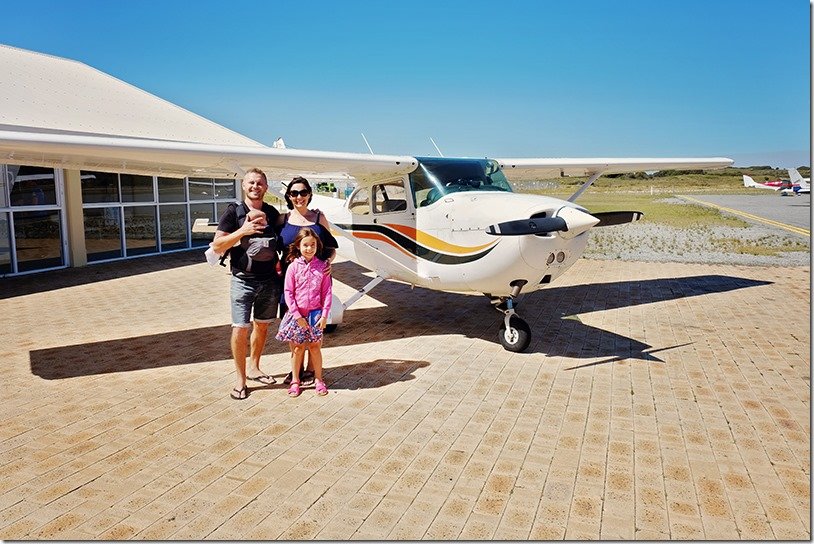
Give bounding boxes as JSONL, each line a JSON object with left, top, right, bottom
{"left": 2, "top": 0, "right": 810, "bottom": 167}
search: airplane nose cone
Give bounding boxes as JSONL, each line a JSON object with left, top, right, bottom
{"left": 555, "top": 206, "right": 600, "bottom": 239}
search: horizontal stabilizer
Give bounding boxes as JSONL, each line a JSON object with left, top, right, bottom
{"left": 591, "top": 211, "right": 644, "bottom": 227}
{"left": 486, "top": 217, "right": 568, "bottom": 236}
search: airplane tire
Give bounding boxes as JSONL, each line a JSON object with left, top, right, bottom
{"left": 325, "top": 324, "right": 338, "bottom": 333}
{"left": 498, "top": 316, "right": 531, "bottom": 352}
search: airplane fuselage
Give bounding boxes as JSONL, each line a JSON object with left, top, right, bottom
{"left": 313, "top": 157, "right": 596, "bottom": 297}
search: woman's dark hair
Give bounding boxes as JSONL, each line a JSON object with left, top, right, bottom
{"left": 284, "top": 176, "right": 313, "bottom": 209}
{"left": 286, "top": 227, "right": 323, "bottom": 263}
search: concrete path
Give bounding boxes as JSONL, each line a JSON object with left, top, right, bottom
{"left": 0, "top": 251, "right": 809, "bottom": 539}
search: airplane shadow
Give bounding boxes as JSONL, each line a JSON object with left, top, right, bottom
{"left": 27, "top": 259, "right": 772, "bottom": 379}
{"left": 328, "top": 261, "right": 773, "bottom": 364}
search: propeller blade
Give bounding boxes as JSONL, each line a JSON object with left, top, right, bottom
{"left": 486, "top": 216, "right": 567, "bottom": 236}
{"left": 591, "top": 211, "right": 644, "bottom": 227}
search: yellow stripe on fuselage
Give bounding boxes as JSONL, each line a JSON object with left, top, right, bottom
{"left": 385, "top": 223, "right": 495, "bottom": 255}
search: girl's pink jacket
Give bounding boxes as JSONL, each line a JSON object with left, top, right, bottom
{"left": 283, "top": 256, "right": 332, "bottom": 320}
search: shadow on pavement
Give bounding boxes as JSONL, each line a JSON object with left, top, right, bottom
{"left": 28, "top": 260, "right": 772, "bottom": 379}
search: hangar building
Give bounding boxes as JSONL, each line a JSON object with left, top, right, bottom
{"left": 0, "top": 44, "right": 266, "bottom": 276}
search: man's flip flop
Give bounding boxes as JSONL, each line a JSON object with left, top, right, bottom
{"left": 248, "top": 374, "right": 276, "bottom": 385}
{"left": 230, "top": 386, "right": 248, "bottom": 400}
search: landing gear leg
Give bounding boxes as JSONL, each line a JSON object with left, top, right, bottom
{"left": 490, "top": 281, "right": 531, "bottom": 352}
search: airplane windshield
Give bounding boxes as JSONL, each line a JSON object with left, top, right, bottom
{"left": 410, "top": 157, "right": 513, "bottom": 207}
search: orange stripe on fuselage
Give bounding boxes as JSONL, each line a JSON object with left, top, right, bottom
{"left": 384, "top": 223, "right": 494, "bottom": 254}
{"left": 354, "top": 232, "right": 416, "bottom": 260}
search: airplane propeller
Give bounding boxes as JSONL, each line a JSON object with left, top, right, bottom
{"left": 486, "top": 206, "right": 601, "bottom": 238}
{"left": 485, "top": 216, "right": 567, "bottom": 236}
{"left": 486, "top": 209, "right": 644, "bottom": 237}
{"left": 590, "top": 211, "right": 644, "bottom": 226}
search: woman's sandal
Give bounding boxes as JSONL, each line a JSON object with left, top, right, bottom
{"left": 315, "top": 379, "right": 328, "bottom": 396}
{"left": 287, "top": 381, "right": 301, "bottom": 397}
{"left": 230, "top": 386, "right": 248, "bottom": 400}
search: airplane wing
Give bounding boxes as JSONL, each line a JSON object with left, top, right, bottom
{"left": 495, "top": 157, "right": 733, "bottom": 181}
{"left": 0, "top": 129, "right": 417, "bottom": 183}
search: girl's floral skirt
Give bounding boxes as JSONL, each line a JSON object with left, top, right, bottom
{"left": 276, "top": 311, "right": 324, "bottom": 344}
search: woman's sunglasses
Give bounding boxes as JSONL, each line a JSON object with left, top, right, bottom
{"left": 288, "top": 189, "right": 311, "bottom": 197}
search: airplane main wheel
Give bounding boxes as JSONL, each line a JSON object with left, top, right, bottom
{"left": 325, "top": 324, "right": 338, "bottom": 333}
{"left": 499, "top": 315, "right": 531, "bottom": 352}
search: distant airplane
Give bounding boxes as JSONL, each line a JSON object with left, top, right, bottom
{"left": 743, "top": 174, "right": 781, "bottom": 190}
{"left": 781, "top": 168, "right": 810, "bottom": 196}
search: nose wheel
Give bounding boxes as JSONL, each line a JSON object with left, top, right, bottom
{"left": 490, "top": 284, "right": 531, "bottom": 352}
{"left": 498, "top": 307, "right": 531, "bottom": 352}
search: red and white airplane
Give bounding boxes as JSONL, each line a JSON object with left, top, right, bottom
{"left": 742, "top": 174, "right": 783, "bottom": 190}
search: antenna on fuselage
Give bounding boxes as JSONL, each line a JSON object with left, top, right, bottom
{"left": 430, "top": 137, "right": 444, "bottom": 157}
{"left": 361, "top": 133, "right": 375, "bottom": 155}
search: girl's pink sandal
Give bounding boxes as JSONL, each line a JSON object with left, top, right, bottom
{"left": 287, "top": 381, "right": 301, "bottom": 397}
{"left": 315, "top": 379, "right": 328, "bottom": 396}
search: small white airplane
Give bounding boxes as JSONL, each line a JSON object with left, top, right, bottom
{"left": 0, "top": 129, "right": 731, "bottom": 351}
{"left": 781, "top": 168, "right": 810, "bottom": 196}
{"left": 743, "top": 174, "right": 781, "bottom": 190}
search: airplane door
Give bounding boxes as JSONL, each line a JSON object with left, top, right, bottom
{"left": 347, "top": 178, "right": 417, "bottom": 271}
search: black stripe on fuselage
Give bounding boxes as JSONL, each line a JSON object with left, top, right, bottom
{"left": 336, "top": 223, "right": 497, "bottom": 265}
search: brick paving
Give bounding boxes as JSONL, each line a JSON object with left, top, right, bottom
{"left": 0, "top": 251, "right": 809, "bottom": 540}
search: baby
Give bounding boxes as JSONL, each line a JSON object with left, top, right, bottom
{"left": 246, "top": 208, "right": 267, "bottom": 227}
{"left": 205, "top": 208, "right": 269, "bottom": 267}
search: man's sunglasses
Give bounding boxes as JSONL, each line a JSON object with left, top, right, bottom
{"left": 288, "top": 189, "right": 311, "bottom": 197}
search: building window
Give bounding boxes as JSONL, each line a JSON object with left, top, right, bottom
{"left": 81, "top": 171, "right": 119, "bottom": 203}
{"left": 159, "top": 204, "right": 188, "bottom": 251}
{"left": 1, "top": 165, "right": 65, "bottom": 275}
{"left": 121, "top": 174, "right": 154, "bottom": 203}
{"left": 0, "top": 212, "right": 12, "bottom": 275}
{"left": 83, "top": 207, "right": 122, "bottom": 262}
{"left": 124, "top": 206, "right": 157, "bottom": 256}
{"left": 81, "top": 171, "right": 237, "bottom": 259}
{"left": 9, "top": 165, "right": 58, "bottom": 207}
{"left": 158, "top": 177, "right": 185, "bottom": 202}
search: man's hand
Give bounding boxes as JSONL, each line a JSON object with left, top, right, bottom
{"left": 240, "top": 216, "right": 266, "bottom": 236}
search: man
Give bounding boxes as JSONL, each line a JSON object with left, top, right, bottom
{"left": 212, "top": 168, "right": 281, "bottom": 400}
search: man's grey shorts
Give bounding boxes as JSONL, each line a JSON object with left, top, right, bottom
{"left": 230, "top": 275, "right": 281, "bottom": 328}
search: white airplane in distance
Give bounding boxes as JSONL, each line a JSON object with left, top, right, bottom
{"left": 0, "top": 129, "right": 731, "bottom": 351}
{"left": 781, "top": 168, "right": 810, "bottom": 196}
{"left": 743, "top": 174, "right": 782, "bottom": 190}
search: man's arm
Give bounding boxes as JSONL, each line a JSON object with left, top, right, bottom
{"left": 211, "top": 212, "right": 265, "bottom": 254}
{"left": 211, "top": 228, "right": 245, "bottom": 254}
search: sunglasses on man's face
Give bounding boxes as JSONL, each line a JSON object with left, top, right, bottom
{"left": 288, "top": 189, "right": 311, "bottom": 197}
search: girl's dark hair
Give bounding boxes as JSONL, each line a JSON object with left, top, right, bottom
{"left": 284, "top": 176, "right": 313, "bottom": 209}
{"left": 286, "top": 227, "right": 323, "bottom": 263}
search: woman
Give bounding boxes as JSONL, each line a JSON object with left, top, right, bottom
{"left": 277, "top": 176, "right": 338, "bottom": 385}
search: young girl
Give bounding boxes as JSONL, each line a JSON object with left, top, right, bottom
{"left": 275, "top": 227, "right": 332, "bottom": 397}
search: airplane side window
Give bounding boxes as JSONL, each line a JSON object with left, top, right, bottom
{"left": 348, "top": 187, "right": 371, "bottom": 215}
{"left": 373, "top": 182, "right": 408, "bottom": 214}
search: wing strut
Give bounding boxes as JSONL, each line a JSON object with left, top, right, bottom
{"left": 567, "top": 171, "right": 603, "bottom": 202}
{"left": 341, "top": 275, "right": 386, "bottom": 312}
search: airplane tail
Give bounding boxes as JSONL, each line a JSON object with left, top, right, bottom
{"left": 787, "top": 168, "right": 810, "bottom": 189}
{"left": 743, "top": 174, "right": 780, "bottom": 190}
